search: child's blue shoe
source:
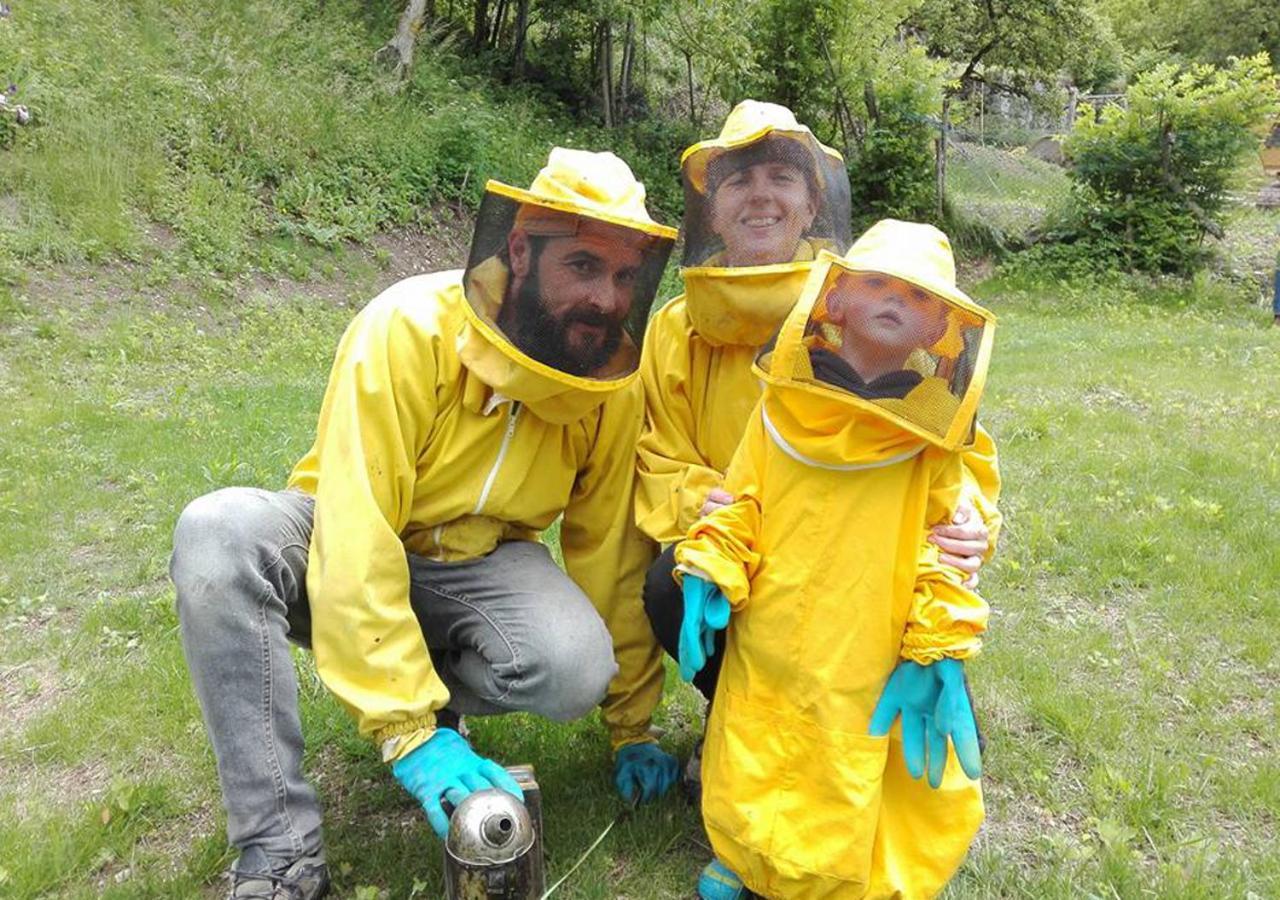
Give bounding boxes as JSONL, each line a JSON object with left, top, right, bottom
{"left": 698, "top": 858, "right": 746, "bottom": 900}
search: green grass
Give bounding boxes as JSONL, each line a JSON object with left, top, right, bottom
{"left": 2, "top": 257, "right": 1278, "bottom": 898}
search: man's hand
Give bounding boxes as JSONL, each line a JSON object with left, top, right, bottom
{"left": 928, "top": 501, "right": 990, "bottom": 589}
{"left": 613, "top": 741, "right": 679, "bottom": 804}
{"left": 698, "top": 488, "right": 735, "bottom": 518}
{"left": 391, "top": 728, "right": 523, "bottom": 838}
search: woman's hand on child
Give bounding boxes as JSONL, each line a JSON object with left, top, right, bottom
{"left": 679, "top": 575, "right": 730, "bottom": 682}
{"left": 928, "top": 502, "right": 989, "bottom": 588}
{"left": 699, "top": 488, "right": 735, "bottom": 518}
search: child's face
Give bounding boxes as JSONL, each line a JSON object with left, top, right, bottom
{"left": 827, "top": 272, "right": 949, "bottom": 354}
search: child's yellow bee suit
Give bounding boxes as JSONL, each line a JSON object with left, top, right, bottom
{"left": 675, "top": 221, "right": 998, "bottom": 899}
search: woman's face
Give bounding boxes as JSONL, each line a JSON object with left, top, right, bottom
{"left": 708, "top": 161, "right": 817, "bottom": 267}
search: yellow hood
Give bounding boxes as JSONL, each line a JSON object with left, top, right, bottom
{"left": 458, "top": 147, "right": 677, "bottom": 423}
{"left": 680, "top": 239, "right": 832, "bottom": 347}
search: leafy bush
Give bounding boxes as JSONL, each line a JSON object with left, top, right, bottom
{"left": 1059, "top": 52, "right": 1278, "bottom": 275}
{"left": 847, "top": 79, "right": 939, "bottom": 230}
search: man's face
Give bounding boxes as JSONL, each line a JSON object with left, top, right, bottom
{"left": 829, "top": 273, "right": 949, "bottom": 354}
{"left": 506, "top": 222, "right": 645, "bottom": 376}
{"left": 708, "top": 161, "right": 817, "bottom": 267}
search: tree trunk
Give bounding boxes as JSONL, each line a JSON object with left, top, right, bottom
{"left": 935, "top": 96, "right": 950, "bottom": 221}
{"left": 684, "top": 49, "right": 696, "bottom": 127}
{"left": 491, "top": 0, "right": 509, "bottom": 49}
{"left": 617, "top": 14, "right": 635, "bottom": 123}
{"left": 598, "top": 20, "right": 615, "bottom": 128}
{"left": 511, "top": 0, "right": 529, "bottom": 79}
{"left": 374, "top": 0, "right": 430, "bottom": 82}
{"left": 473, "top": 0, "right": 490, "bottom": 51}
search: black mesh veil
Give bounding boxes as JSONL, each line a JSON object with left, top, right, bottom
{"left": 462, "top": 190, "right": 675, "bottom": 381}
{"left": 765, "top": 256, "right": 994, "bottom": 449}
{"left": 681, "top": 131, "right": 852, "bottom": 269}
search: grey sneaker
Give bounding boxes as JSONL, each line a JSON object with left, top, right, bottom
{"left": 228, "top": 855, "right": 330, "bottom": 900}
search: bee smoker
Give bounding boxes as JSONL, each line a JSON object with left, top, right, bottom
{"left": 444, "top": 764, "right": 545, "bottom": 900}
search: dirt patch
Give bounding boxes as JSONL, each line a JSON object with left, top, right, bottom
{"left": 372, "top": 213, "right": 473, "bottom": 278}
{"left": 0, "top": 757, "right": 111, "bottom": 820}
{"left": 0, "top": 655, "right": 68, "bottom": 743}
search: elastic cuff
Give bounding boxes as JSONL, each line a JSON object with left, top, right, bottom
{"left": 900, "top": 641, "right": 981, "bottom": 666}
{"left": 608, "top": 725, "right": 657, "bottom": 754}
{"left": 375, "top": 716, "right": 437, "bottom": 762}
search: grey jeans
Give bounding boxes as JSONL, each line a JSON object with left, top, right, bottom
{"left": 170, "top": 487, "right": 618, "bottom": 864}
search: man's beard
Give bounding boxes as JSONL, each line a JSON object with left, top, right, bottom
{"left": 511, "top": 267, "right": 626, "bottom": 377}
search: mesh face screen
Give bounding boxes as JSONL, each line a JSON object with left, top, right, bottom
{"left": 681, "top": 132, "right": 852, "bottom": 268}
{"left": 462, "top": 191, "right": 674, "bottom": 380}
{"left": 790, "top": 266, "right": 988, "bottom": 441}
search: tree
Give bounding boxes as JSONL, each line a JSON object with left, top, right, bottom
{"left": 909, "top": 0, "right": 1121, "bottom": 97}
{"left": 1063, "top": 53, "right": 1279, "bottom": 273}
{"left": 1099, "top": 0, "right": 1280, "bottom": 69}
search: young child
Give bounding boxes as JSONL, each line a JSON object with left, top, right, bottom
{"left": 674, "top": 219, "right": 998, "bottom": 900}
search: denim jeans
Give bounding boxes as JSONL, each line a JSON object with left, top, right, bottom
{"left": 170, "top": 487, "right": 618, "bottom": 865}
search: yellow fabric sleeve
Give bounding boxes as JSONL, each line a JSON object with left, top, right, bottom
{"left": 305, "top": 296, "right": 450, "bottom": 761}
{"left": 561, "top": 381, "right": 665, "bottom": 752}
{"left": 635, "top": 304, "right": 725, "bottom": 545}
{"left": 673, "top": 404, "right": 767, "bottom": 609}
{"left": 958, "top": 422, "right": 1003, "bottom": 558}
{"left": 901, "top": 452, "right": 990, "bottom": 664}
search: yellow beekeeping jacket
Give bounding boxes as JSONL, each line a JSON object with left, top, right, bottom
{"left": 287, "top": 270, "right": 662, "bottom": 760}
{"left": 675, "top": 380, "right": 992, "bottom": 899}
{"left": 635, "top": 254, "right": 1002, "bottom": 548}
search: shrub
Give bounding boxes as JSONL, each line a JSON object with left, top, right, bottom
{"left": 1060, "top": 53, "right": 1279, "bottom": 275}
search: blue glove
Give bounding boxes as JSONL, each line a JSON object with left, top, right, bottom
{"left": 868, "top": 660, "right": 940, "bottom": 781}
{"left": 678, "top": 575, "right": 730, "bottom": 682}
{"left": 391, "top": 727, "right": 523, "bottom": 838}
{"left": 613, "top": 741, "right": 679, "bottom": 804}
{"left": 928, "top": 658, "right": 982, "bottom": 788}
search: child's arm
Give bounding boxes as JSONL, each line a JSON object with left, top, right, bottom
{"left": 672, "top": 398, "right": 769, "bottom": 610}
{"left": 903, "top": 451, "right": 990, "bottom": 664}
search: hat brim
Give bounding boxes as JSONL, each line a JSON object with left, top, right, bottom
{"left": 681, "top": 127, "right": 843, "bottom": 196}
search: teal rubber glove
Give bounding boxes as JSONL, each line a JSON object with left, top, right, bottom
{"left": 928, "top": 658, "right": 982, "bottom": 788}
{"left": 613, "top": 741, "right": 679, "bottom": 804}
{"left": 391, "top": 727, "right": 523, "bottom": 838}
{"left": 678, "top": 575, "right": 730, "bottom": 682}
{"left": 868, "top": 660, "right": 940, "bottom": 780}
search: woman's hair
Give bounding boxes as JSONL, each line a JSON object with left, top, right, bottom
{"left": 704, "top": 135, "right": 822, "bottom": 207}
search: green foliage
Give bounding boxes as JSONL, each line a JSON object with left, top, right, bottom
{"left": 848, "top": 76, "right": 939, "bottom": 229}
{"left": 0, "top": 0, "right": 689, "bottom": 275}
{"left": 1058, "top": 53, "right": 1279, "bottom": 274}
{"left": 1099, "top": 0, "right": 1280, "bottom": 69}
{"left": 911, "top": 0, "right": 1122, "bottom": 94}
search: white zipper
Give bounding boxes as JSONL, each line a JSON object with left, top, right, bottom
{"left": 474, "top": 401, "right": 521, "bottom": 515}
{"left": 761, "top": 403, "right": 924, "bottom": 471}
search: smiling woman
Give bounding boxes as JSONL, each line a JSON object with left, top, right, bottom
{"left": 679, "top": 103, "right": 850, "bottom": 270}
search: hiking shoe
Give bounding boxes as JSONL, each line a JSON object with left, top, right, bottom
{"left": 682, "top": 737, "right": 703, "bottom": 807}
{"left": 228, "top": 855, "right": 330, "bottom": 900}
